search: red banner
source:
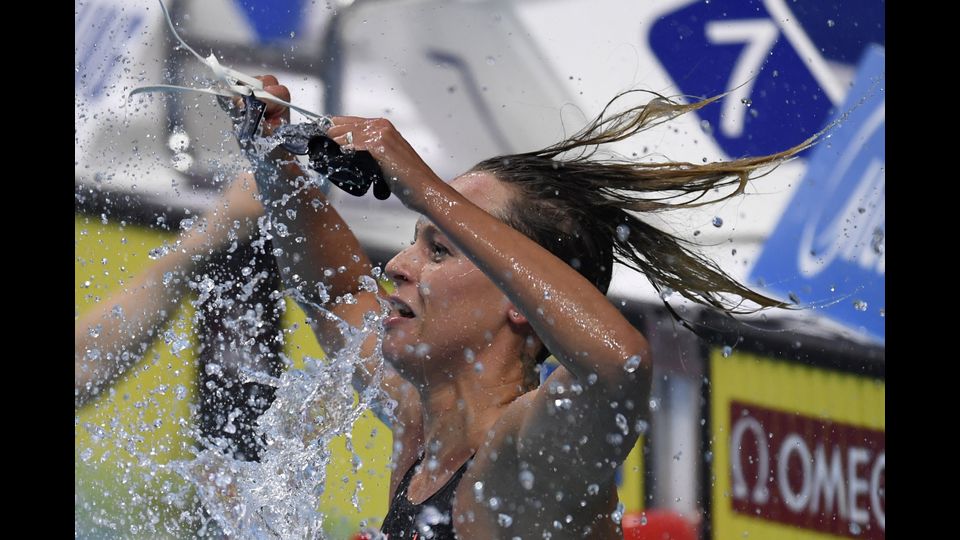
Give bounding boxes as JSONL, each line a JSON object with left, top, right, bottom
{"left": 728, "top": 401, "right": 885, "bottom": 539}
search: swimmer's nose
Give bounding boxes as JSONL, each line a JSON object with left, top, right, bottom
{"left": 385, "top": 251, "right": 415, "bottom": 285}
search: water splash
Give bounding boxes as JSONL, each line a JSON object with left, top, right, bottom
{"left": 167, "top": 282, "right": 390, "bottom": 538}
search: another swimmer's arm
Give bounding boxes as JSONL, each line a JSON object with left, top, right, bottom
{"left": 75, "top": 174, "right": 263, "bottom": 408}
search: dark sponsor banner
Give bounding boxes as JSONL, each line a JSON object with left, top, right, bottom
{"left": 729, "top": 401, "right": 884, "bottom": 539}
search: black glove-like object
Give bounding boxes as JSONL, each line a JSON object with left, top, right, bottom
{"left": 220, "top": 94, "right": 391, "bottom": 200}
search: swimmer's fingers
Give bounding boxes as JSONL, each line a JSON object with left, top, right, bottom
{"left": 255, "top": 75, "right": 291, "bottom": 133}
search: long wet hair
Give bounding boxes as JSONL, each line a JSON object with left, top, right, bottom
{"left": 471, "top": 90, "right": 818, "bottom": 367}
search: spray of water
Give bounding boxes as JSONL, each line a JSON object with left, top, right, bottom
{"left": 169, "top": 287, "right": 391, "bottom": 538}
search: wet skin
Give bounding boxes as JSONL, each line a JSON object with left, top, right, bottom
{"left": 254, "top": 75, "right": 652, "bottom": 538}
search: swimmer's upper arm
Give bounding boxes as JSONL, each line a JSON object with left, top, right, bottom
{"left": 511, "top": 339, "right": 652, "bottom": 493}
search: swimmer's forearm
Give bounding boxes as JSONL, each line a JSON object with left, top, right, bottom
{"left": 255, "top": 166, "right": 374, "bottom": 301}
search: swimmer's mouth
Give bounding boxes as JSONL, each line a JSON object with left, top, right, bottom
{"left": 389, "top": 297, "right": 416, "bottom": 318}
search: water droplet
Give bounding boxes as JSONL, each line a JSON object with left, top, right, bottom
{"left": 722, "top": 345, "right": 732, "bottom": 357}
{"left": 168, "top": 131, "right": 190, "bottom": 152}
{"left": 497, "top": 513, "right": 513, "bottom": 527}
{"left": 587, "top": 373, "right": 598, "bottom": 385}
{"left": 80, "top": 447, "right": 94, "bottom": 462}
{"left": 204, "top": 363, "right": 223, "bottom": 377}
{"left": 611, "top": 501, "right": 625, "bottom": 524}
{"left": 416, "top": 504, "right": 448, "bottom": 535}
{"left": 623, "top": 354, "right": 642, "bottom": 373}
{"left": 171, "top": 338, "right": 190, "bottom": 354}
{"left": 286, "top": 209, "right": 297, "bottom": 220}
{"left": 488, "top": 496, "right": 501, "bottom": 510}
{"left": 712, "top": 216, "right": 723, "bottom": 228}
{"left": 519, "top": 470, "right": 534, "bottom": 490}
{"left": 174, "top": 384, "right": 187, "bottom": 400}
{"left": 464, "top": 348, "right": 476, "bottom": 363}
{"left": 853, "top": 300, "right": 868, "bottom": 311}
{"left": 162, "top": 271, "right": 174, "bottom": 286}
{"left": 426, "top": 457, "right": 439, "bottom": 471}
{"left": 827, "top": 19, "right": 836, "bottom": 27}
{"left": 587, "top": 483, "right": 599, "bottom": 495}
{"left": 486, "top": 56, "right": 496, "bottom": 65}
{"left": 473, "top": 481, "right": 484, "bottom": 501}
{"left": 871, "top": 227, "right": 884, "bottom": 255}
{"left": 87, "top": 325, "right": 102, "bottom": 338}
{"left": 879, "top": 308, "right": 885, "bottom": 318}
{"left": 179, "top": 218, "right": 194, "bottom": 232}
{"left": 740, "top": 98, "right": 752, "bottom": 107}
{"left": 615, "top": 413, "right": 629, "bottom": 435}
{"left": 615, "top": 224, "right": 630, "bottom": 242}
{"left": 849, "top": 522, "right": 862, "bottom": 535}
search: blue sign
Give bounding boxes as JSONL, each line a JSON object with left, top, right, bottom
{"left": 649, "top": 0, "right": 884, "bottom": 159}
{"left": 75, "top": 1, "right": 144, "bottom": 101}
{"left": 235, "top": 0, "right": 306, "bottom": 43}
{"left": 749, "top": 45, "right": 885, "bottom": 341}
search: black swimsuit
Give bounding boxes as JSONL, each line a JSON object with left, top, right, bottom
{"left": 380, "top": 453, "right": 473, "bottom": 539}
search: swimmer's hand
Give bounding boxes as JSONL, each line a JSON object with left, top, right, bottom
{"left": 324, "top": 116, "right": 444, "bottom": 212}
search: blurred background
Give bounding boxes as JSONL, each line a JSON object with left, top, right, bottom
{"left": 75, "top": 0, "right": 884, "bottom": 538}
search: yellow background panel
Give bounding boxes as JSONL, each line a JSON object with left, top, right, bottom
{"left": 709, "top": 349, "right": 884, "bottom": 540}
{"left": 75, "top": 216, "right": 392, "bottom": 538}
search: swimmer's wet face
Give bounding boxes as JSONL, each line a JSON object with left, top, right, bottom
{"left": 382, "top": 173, "right": 524, "bottom": 383}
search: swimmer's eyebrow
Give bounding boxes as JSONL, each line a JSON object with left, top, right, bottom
{"left": 413, "top": 218, "right": 438, "bottom": 242}
{"left": 413, "top": 218, "right": 426, "bottom": 242}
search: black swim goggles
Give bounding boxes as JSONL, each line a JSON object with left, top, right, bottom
{"left": 219, "top": 94, "right": 391, "bottom": 200}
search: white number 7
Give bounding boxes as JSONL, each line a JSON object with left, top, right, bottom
{"left": 704, "top": 19, "right": 779, "bottom": 138}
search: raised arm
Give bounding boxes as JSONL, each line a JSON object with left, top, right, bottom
{"left": 324, "top": 117, "right": 650, "bottom": 389}
{"left": 323, "top": 116, "right": 652, "bottom": 485}
{"left": 75, "top": 172, "right": 263, "bottom": 408}
{"left": 247, "top": 78, "right": 422, "bottom": 432}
